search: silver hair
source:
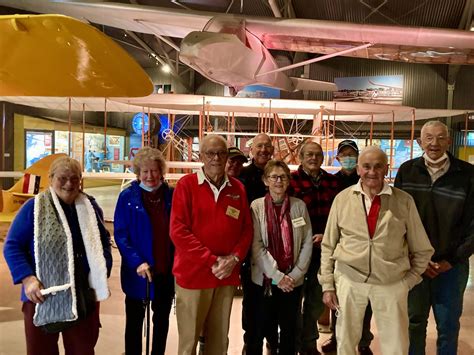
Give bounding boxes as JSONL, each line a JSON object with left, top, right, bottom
{"left": 420, "top": 120, "right": 449, "bottom": 137}
{"left": 358, "top": 146, "right": 388, "bottom": 166}
{"left": 298, "top": 141, "right": 323, "bottom": 160}
{"left": 199, "top": 134, "right": 227, "bottom": 153}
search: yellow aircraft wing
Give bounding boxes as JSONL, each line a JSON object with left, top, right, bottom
{"left": 0, "top": 14, "right": 153, "bottom": 97}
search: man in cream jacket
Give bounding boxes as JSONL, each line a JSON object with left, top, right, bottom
{"left": 318, "top": 146, "right": 434, "bottom": 355}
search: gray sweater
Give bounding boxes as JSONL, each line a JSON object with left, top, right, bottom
{"left": 250, "top": 196, "right": 313, "bottom": 287}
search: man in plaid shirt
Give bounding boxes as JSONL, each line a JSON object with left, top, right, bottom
{"left": 289, "top": 141, "right": 340, "bottom": 355}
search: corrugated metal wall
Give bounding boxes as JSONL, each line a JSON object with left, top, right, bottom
{"left": 145, "top": 68, "right": 191, "bottom": 94}
{"left": 194, "top": 73, "right": 224, "bottom": 96}
{"left": 453, "top": 66, "right": 474, "bottom": 109}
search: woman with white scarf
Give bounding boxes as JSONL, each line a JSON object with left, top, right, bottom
{"left": 247, "top": 160, "right": 313, "bottom": 355}
{"left": 4, "top": 156, "right": 112, "bottom": 355}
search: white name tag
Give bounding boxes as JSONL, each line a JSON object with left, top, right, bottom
{"left": 292, "top": 216, "right": 306, "bottom": 227}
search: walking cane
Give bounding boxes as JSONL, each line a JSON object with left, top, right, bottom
{"left": 144, "top": 279, "right": 151, "bottom": 355}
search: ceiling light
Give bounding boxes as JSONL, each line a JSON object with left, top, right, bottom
{"left": 161, "top": 64, "right": 171, "bottom": 73}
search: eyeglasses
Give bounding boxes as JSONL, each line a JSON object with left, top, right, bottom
{"left": 55, "top": 175, "right": 81, "bottom": 184}
{"left": 203, "top": 151, "right": 228, "bottom": 159}
{"left": 267, "top": 174, "right": 289, "bottom": 182}
{"left": 423, "top": 135, "right": 448, "bottom": 143}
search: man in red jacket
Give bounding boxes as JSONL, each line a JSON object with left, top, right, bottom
{"left": 170, "top": 134, "right": 253, "bottom": 355}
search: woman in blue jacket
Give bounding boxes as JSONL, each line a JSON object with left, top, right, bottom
{"left": 114, "top": 147, "right": 174, "bottom": 355}
{"left": 3, "top": 156, "right": 112, "bottom": 355}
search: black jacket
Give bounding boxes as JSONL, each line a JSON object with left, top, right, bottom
{"left": 335, "top": 169, "right": 359, "bottom": 190}
{"left": 240, "top": 161, "right": 267, "bottom": 204}
{"left": 394, "top": 153, "right": 474, "bottom": 264}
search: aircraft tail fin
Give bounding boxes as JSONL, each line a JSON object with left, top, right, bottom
{"left": 0, "top": 153, "right": 67, "bottom": 213}
{"left": 290, "top": 77, "right": 337, "bottom": 92}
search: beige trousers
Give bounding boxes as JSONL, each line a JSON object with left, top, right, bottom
{"left": 334, "top": 271, "right": 409, "bottom": 355}
{"left": 175, "top": 284, "right": 236, "bottom": 355}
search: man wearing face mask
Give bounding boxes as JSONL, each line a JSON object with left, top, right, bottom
{"left": 321, "top": 140, "right": 374, "bottom": 355}
{"left": 395, "top": 121, "right": 474, "bottom": 355}
{"left": 335, "top": 140, "right": 359, "bottom": 188}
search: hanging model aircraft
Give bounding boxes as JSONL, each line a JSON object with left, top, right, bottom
{"left": 2, "top": 1, "right": 473, "bottom": 95}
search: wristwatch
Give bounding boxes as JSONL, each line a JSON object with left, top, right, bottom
{"left": 232, "top": 254, "right": 240, "bottom": 263}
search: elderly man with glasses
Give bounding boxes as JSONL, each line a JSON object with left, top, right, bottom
{"left": 395, "top": 120, "right": 474, "bottom": 355}
{"left": 170, "top": 134, "right": 253, "bottom": 355}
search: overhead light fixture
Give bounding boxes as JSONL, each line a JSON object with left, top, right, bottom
{"left": 161, "top": 64, "right": 171, "bottom": 73}
{"left": 471, "top": 20, "right": 474, "bottom": 31}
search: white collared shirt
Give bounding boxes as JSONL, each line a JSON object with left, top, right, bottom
{"left": 197, "top": 168, "right": 231, "bottom": 202}
{"left": 353, "top": 180, "right": 392, "bottom": 214}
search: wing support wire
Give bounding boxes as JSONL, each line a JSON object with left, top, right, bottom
{"left": 255, "top": 42, "right": 373, "bottom": 77}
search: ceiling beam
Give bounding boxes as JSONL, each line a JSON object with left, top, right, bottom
{"left": 125, "top": 30, "right": 192, "bottom": 92}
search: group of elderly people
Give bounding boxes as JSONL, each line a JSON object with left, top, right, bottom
{"left": 4, "top": 120, "right": 473, "bottom": 355}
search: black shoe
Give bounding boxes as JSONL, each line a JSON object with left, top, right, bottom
{"left": 321, "top": 337, "right": 337, "bottom": 353}
{"left": 358, "top": 346, "right": 373, "bottom": 355}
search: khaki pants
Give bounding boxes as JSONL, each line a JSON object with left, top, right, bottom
{"left": 175, "top": 284, "right": 236, "bottom": 355}
{"left": 335, "top": 271, "right": 409, "bottom": 355}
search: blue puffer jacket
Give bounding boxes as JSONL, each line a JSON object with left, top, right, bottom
{"left": 114, "top": 180, "right": 173, "bottom": 300}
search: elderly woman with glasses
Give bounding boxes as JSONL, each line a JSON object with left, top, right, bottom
{"left": 114, "top": 146, "right": 174, "bottom": 355}
{"left": 4, "top": 156, "right": 112, "bottom": 355}
{"left": 247, "top": 160, "right": 313, "bottom": 355}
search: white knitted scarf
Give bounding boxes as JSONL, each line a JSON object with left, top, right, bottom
{"left": 33, "top": 188, "right": 109, "bottom": 326}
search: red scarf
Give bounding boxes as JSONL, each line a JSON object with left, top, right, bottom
{"left": 264, "top": 193, "right": 294, "bottom": 273}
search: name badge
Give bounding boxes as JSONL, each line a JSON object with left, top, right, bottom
{"left": 292, "top": 216, "right": 306, "bottom": 227}
{"left": 226, "top": 206, "right": 240, "bottom": 219}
